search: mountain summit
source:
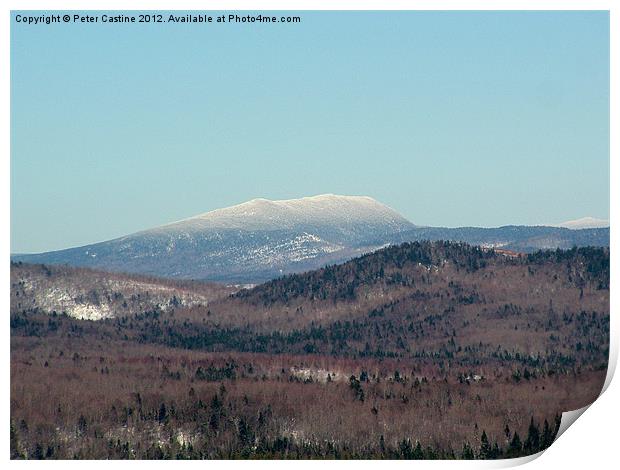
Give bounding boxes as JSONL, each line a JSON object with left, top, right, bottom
{"left": 13, "top": 195, "right": 415, "bottom": 282}
{"left": 155, "top": 194, "right": 413, "bottom": 234}
{"left": 12, "top": 194, "right": 609, "bottom": 283}
{"left": 553, "top": 217, "right": 609, "bottom": 230}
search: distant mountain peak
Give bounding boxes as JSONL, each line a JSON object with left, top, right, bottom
{"left": 11, "top": 196, "right": 609, "bottom": 283}
{"left": 158, "top": 194, "right": 411, "bottom": 232}
{"left": 553, "top": 217, "right": 609, "bottom": 230}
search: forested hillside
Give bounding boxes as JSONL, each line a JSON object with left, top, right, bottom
{"left": 10, "top": 241, "right": 609, "bottom": 459}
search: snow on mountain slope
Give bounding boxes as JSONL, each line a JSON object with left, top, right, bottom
{"left": 553, "top": 217, "right": 609, "bottom": 230}
{"left": 151, "top": 194, "right": 412, "bottom": 233}
{"left": 12, "top": 195, "right": 414, "bottom": 282}
{"left": 11, "top": 195, "right": 610, "bottom": 283}
{"left": 10, "top": 264, "right": 235, "bottom": 320}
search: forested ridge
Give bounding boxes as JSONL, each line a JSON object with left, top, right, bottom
{"left": 10, "top": 241, "right": 609, "bottom": 459}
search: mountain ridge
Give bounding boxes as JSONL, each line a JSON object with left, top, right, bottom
{"left": 11, "top": 194, "right": 610, "bottom": 282}
{"left": 552, "top": 216, "right": 609, "bottom": 230}
{"left": 149, "top": 194, "right": 414, "bottom": 233}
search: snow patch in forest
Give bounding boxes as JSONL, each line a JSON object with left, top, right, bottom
{"left": 14, "top": 271, "right": 214, "bottom": 321}
{"left": 289, "top": 367, "right": 347, "bottom": 383}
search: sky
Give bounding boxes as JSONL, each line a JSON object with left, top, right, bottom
{"left": 11, "top": 11, "right": 609, "bottom": 253}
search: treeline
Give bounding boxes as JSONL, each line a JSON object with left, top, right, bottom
{"left": 11, "top": 417, "right": 559, "bottom": 460}
{"left": 10, "top": 242, "right": 609, "bottom": 460}
{"left": 527, "top": 246, "right": 609, "bottom": 289}
{"left": 236, "top": 241, "right": 609, "bottom": 306}
{"left": 11, "top": 319, "right": 603, "bottom": 461}
{"left": 235, "top": 241, "right": 497, "bottom": 305}
{"left": 9, "top": 308, "right": 609, "bottom": 373}
{"left": 10, "top": 357, "right": 562, "bottom": 461}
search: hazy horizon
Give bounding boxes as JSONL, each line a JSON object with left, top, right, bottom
{"left": 11, "top": 11, "right": 609, "bottom": 252}
{"left": 10, "top": 192, "right": 610, "bottom": 255}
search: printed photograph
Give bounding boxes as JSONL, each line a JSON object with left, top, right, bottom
{"left": 9, "top": 9, "right": 610, "bottom": 460}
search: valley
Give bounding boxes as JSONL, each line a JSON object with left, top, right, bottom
{"left": 10, "top": 241, "right": 609, "bottom": 459}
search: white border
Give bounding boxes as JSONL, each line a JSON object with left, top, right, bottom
{"left": 3, "top": 1, "right": 616, "bottom": 468}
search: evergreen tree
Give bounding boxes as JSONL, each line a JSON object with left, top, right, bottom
{"left": 33, "top": 443, "right": 44, "bottom": 460}
{"left": 461, "top": 442, "right": 475, "bottom": 459}
{"left": 398, "top": 439, "right": 413, "bottom": 459}
{"left": 238, "top": 418, "right": 253, "bottom": 447}
{"left": 506, "top": 432, "right": 522, "bottom": 458}
{"left": 412, "top": 441, "right": 424, "bottom": 459}
{"left": 158, "top": 403, "right": 168, "bottom": 424}
{"left": 524, "top": 417, "right": 540, "bottom": 454}
{"left": 379, "top": 435, "right": 386, "bottom": 456}
{"left": 479, "top": 430, "right": 492, "bottom": 459}
{"left": 77, "top": 414, "right": 88, "bottom": 436}
{"left": 425, "top": 445, "right": 438, "bottom": 460}
{"left": 541, "top": 419, "right": 554, "bottom": 450}
{"left": 491, "top": 442, "right": 501, "bottom": 459}
{"left": 10, "top": 422, "right": 23, "bottom": 459}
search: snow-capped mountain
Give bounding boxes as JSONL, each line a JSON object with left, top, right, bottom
{"left": 153, "top": 194, "right": 412, "bottom": 238}
{"left": 12, "top": 195, "right": 610, "bottom": 283}
{"left": 13, "top": 195, "right": 414, "bottom": 282}
{"left": 553, "top": 217, "right": 609, "bottom": 230}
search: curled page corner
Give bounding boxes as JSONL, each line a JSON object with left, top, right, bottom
{"left": 555, "top": 405, "right": 591, "bottom": 441}
{"left": 491, "top": 402, "right": 598, "bottom": 467}
{"left": 491, "top": 450, "right": 545, "bottom": 468}
{"left": 601, "top": 347, "right": 617, "bottom": 395}
{"left": 542, "top": 329, "right": 618, "bottom": 458}
{"left": 549, "top": 341, "right": 618, "bottom": 449}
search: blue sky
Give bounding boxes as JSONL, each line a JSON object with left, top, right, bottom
{"left": 11, "top": 11, "right": 609, "bottom": 253}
